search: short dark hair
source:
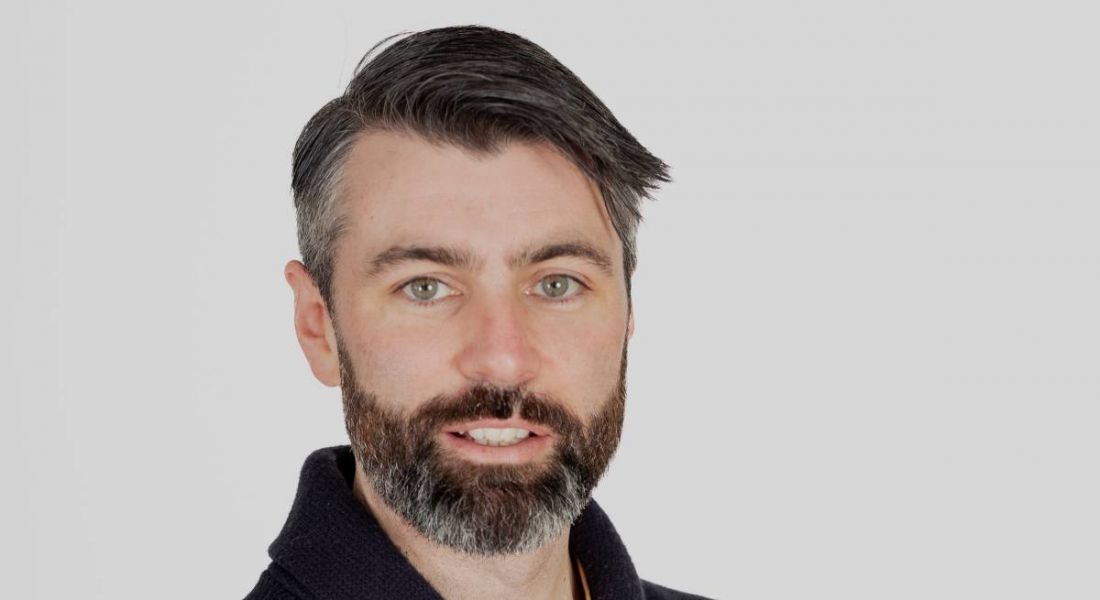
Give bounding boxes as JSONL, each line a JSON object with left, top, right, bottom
{"left": 292, "top": 25, "right": 670, "bottom": 310}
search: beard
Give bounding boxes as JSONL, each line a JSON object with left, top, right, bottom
{"left": 337, "top": 338, "right": 627, "bottom": 556}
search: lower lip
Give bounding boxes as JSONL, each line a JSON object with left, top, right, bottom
{"left": 438, "top": 431, "right": 554, "bottom": 465}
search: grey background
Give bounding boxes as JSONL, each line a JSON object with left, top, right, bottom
{"left": 4, "top": 1, "right": 1098, "bottom": 598}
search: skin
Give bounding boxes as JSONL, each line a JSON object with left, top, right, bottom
{"left": 285, "top": 129, "right": 634, "bottom": 600}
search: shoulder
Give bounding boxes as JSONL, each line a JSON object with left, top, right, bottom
{"left": 642, "top": 578, "right": 716, "bottom": 600}
{"left": 242, "top": 565, "right": 308, "bottom": 600}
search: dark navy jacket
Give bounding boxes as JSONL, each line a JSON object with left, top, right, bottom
{"left": 244, "top": 445, "right": 711, "bottom": 599}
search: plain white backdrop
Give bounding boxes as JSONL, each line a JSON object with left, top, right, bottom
{"left": 4, "top": 1, "right": 1098, "bottom": 598}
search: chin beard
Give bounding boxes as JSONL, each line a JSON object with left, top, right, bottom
{"left": 337, "top": 344, "right": 626, "bottom": 556}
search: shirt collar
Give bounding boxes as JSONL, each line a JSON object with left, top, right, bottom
{"left": 266, "top": 445, "right": 645, "bottom": 600}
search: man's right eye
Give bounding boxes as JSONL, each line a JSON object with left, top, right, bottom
{"left": 401, "top": 277, "right": 454, "bottom": 304}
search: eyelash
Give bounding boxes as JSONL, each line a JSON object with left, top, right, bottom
{"left": 399, "top": 275, "right": 589, "bottom": 307}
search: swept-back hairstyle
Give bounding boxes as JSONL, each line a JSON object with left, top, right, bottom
{"left": 292, "top": 25, "right": 670, "bottom": 310}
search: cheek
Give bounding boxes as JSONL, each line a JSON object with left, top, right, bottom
{"left": 534, "top": 313, "right": 626, "bottom": 413}
{"left": 342, "top": 317, "right": 459, "bottom": 407}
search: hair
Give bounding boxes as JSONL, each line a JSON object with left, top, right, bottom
{"left": 291, "top": 25, "right": 670, "bottom": 310}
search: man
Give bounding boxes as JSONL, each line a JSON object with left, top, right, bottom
{"left": 246, "top": 25, "right": 709, "bottom": 600}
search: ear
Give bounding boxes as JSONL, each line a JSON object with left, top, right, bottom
{"left": 285, "top": 260, "right": 341, "bottom": 387}
{"left": 626, "top": 305, "right": 635, "bottom": 341}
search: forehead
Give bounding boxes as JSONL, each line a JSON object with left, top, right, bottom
{"left": 336, "top": 130, "right": 620, "bottom": 263}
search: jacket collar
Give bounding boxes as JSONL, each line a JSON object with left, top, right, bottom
{"left": 267, "top": 445, "right": 645, "bottom": 600}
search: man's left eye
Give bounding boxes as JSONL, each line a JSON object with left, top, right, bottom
{"left": 533, "top": 274, "right": 584, "bottom": 300}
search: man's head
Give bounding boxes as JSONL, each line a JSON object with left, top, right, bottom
{"left": 285, "top": 26, "right": 668, "bottom": 555}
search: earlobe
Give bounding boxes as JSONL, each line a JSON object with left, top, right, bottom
{"left": 285, "top": 260, "right": 341, "bottom": 387}
{"left": 626, "top": 309, "right": 635, "bottom": 341}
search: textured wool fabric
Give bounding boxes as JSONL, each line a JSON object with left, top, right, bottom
{"left": 243, "top": 445, "right": 710, "bottom": 600}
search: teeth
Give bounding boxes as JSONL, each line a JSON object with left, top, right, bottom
{"left": 464, "top": 428, "right": 532, "bottom": 447}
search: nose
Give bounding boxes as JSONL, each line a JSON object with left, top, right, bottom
{"left": 454, "top": 291, "right": 541, "bottom": 388}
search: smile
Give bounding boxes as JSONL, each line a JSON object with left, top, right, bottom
{"left": 454, "top": 427, "right": 533, "bottom": 447}
{"left": 440, "top": 419, "right": 553, "bottom": 464}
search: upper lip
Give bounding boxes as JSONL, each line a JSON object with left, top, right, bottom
{"left": 441, "top": 418, "right": 552, "bottom": 437}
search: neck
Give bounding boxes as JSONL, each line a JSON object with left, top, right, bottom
{"left": 352, "top": 461, "right": 581, "bottom": 600}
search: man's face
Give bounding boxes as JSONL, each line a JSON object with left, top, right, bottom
{"left": 305, "top": 130, "right": 633, "bottom": 554}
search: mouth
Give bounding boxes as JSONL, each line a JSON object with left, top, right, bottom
{"left": 439, "top": 418, "right": 554, "bottom": 463}
{"left": 451, "top": 427, "right": 535, "bottom": 447}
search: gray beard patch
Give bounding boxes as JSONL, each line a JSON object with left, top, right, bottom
{"left": 360, "top": 440, "right": 588, "bottom": 555}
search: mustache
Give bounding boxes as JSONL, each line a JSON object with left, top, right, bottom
{"left": 411, "top": 384, "right": 583, "bottom": 437}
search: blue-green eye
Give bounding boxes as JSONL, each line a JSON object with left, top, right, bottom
{"left": 534, "top": 274, "right": 583, "bottom": 300}
{"left": 402, "top": 277, "right": 453, "bottom": 302}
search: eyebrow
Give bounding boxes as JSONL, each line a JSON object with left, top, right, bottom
{"left": 509, "top": 241, "right": 613, "bottom": 276}
{"left": 363, "top": 239, "right": 615, "bottom": 281}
